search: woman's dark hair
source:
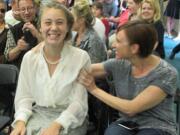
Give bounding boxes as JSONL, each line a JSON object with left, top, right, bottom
{"left": 117, "top": 20, "right": 158, "bottom": 58}
{"left": 92, "top": 2, "right": 103, "bottom": 11}
{"left": 38, "top": 1, "right": 74, "bottom": 41}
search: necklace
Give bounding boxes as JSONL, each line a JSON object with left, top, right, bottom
{"left": 42, "top": 48, "right": 60, "bottom": 65}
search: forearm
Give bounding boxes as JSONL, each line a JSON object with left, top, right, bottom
{"left": 7, "top": 47, "right": 22, "bottom": 61}
{"left": 90, "top": 87, "right": 136, "bottom": 116}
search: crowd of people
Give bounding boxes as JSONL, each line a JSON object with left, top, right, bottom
{"left": 0, "top": 0, "right": 179, "bottom": 135}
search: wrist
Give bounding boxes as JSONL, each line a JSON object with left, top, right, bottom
{"left": 15, "top": 120, "right": 26, "bottom": 128}
{"left": 52, "top": 122, "right": 63, "bottom": 131}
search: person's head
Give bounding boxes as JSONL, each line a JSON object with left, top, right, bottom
{"left": 113, "top": 20, "right": 157, "bottom": 59}
{"left": 38, "top": 1, "right": 74, "bottom": 46}
{"left": 18, "top": 0, "right": 36, "bottom": 22}
{"left": 0, "top": 0, "right": 6, "bottom": 23}
{"left": 72, "top": 0, "right": 95, "bottom": 31}
{"left": 91, "top": 2, "right": 103, "bottom": 18}
{"left": 127, "top": 0, "right": 142, "bottom": 14}
{"left": 11, "top": 0, "right": 21, "bottom": 21}
{"left": 139, "top": 0, "right": 161, "bottom": 22}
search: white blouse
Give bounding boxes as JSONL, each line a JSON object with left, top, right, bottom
{"left": 13, "top": 42, "right": 91, "bottom": 133}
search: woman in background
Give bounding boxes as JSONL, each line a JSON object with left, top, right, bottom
{"left": 164, "top": 0, "right": 180, "bottom": 38}
{"left": 71, "top": 0, "right": 107, "bottom": 63}
{"left": 139, "top": 0, "right": 165, "bottom": 58}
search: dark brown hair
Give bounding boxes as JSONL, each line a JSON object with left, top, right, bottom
{"left": 117, "top": 20, "right": 158, "bottom": 58}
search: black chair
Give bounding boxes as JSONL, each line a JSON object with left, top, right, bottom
{"left": 0, "top": 64, "right": 19, "bottom": 133}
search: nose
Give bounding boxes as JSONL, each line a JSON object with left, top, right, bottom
{"left": 111, "top": 41, "right": 117, "bottom": 49}
{"left": 51, "top": 23, "right": 58, "bottom": 30}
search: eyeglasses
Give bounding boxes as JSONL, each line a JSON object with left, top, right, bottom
{"left": 0, "top": 9, "right": 5, "bottom": 14}
{"left": 20, "top": 7, "right": 34, "bottom": 13}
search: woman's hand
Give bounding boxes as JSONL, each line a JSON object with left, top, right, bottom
{"left": 10, "top": 120, "right": 26, "bottom": 135}
{"left": 77, "top": 69, "right": 97, "bottom": 93}
{"left": 40, "top": 122, "right": 63, "bottom": 135}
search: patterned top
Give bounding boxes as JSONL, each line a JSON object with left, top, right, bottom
{"left": 73, "top": 28, "right": 107, "bottom": 63}
{"left": 103, "top": 58, "right": 178, "bottom": 135}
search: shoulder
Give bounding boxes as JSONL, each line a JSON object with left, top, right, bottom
{"left": 153, "top": 20, "right": 164, "bottom": 28}
{"left": 103, "top": 58, "right": 130, "bottom": 70}
{"left": 156, "top": 59, "right": 178, "bottom": 79}
{"left": 66, "top": 44, "right": 90, "bottom": 60}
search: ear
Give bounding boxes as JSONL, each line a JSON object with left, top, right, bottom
{"left": 130, "top": 43, "right": 139, "bottom": 54}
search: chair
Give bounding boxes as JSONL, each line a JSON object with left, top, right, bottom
{"left": 0, "top": 64, "right": 19, "bottom": 133}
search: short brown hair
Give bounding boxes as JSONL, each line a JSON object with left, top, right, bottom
{"left": 117, "top": 20, "right": 158, "bottom": 58}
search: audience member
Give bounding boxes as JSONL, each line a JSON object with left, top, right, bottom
{"left": 91, "top": 2, "right": 110, "bottom": 38}
{"left": 5, "top": 0, "right": 21, "bottom": 26}
{"left": 0, "top": 0, "right": 8, "bottom": 63}
{"left": 102, "top": 0, "right": 118, "bottom": 17}
{"left": 78, "top": 20, "right": 178, "bottom": 135}
{"left": 71, "top": 0, "right": 107, "bottom": 63}
{"left": 164, "top": 0, "right": 180, "bottom": 38}
{"left": 4, "top": 0, "right": 41, "bottom": 68}
{"left": 10, "top": 2, "right": 90, "bottom": 135}
{"left": 108, "top": 0, "right": 142, "bottom": 56}
{"left": 108, "top": 0, "right": 128, "bottom": 27}
{"left": 139, "top": 0, "right": 165, "bottom": 58}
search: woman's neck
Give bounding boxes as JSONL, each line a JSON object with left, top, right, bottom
{"left": 75, "top": 27, "right": 87, "bottom": 46}
{"left": 131, "top": 55, "right": 160, "bottom": 77}
{"left": 44, "top": 43, "right": 63, "bottom": 59}
{"left": 77, "top": 25, "right": 86, "bottom": 37}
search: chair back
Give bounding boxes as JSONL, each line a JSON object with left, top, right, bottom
{"left": 0, "top": 64, "right": 19, "bottom": 132}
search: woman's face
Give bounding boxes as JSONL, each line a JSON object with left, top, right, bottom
{"left": 141, "top": 2, "right": 155, "bottom": 22}
{"left": 91, "top": 6, "right": 102, "bottom": 18}
{"left": 0, "top": 3, "right": 5, "bottom": 23}
{"left": 112, "top": 30, "right": 133, "bottom": 59}
{"left": 127, "top": 0, "right": 140, "bottom": 14}
{"left": 40, "top": 8, "right": 68, "bottom": 47}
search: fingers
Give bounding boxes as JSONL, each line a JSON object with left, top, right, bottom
{"left": 77, "top": 68, "right": 93, "bottom": 86}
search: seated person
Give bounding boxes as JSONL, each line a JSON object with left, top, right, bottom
{"left": 5, "top": 0, "right": 21, "bottom": 26}
{"left": 78, "top": 20, "right": 178, "bottom": 135}
{"left": 139, "top": 0, "right": 165, "bottom": 58}
{"left": 0, "top": 0, "right": 8, "bottom": 63}
{"left": 4, "top": 0, "right": 42, "bottom": 68}
{"left": 10, "top": 2, "right": 90, "bottom": 135}
{"left": 71, "top": 0, "right": 107, "bottom": 63}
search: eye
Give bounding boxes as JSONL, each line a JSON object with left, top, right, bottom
{"left": 44, "top": 21, "right": 51, "bottom": 26}
{"left": 57, "top": 21, "right": 63, "bottom": 25}
{"left": 56, "top": 20, "right": 64, "bottom": 25}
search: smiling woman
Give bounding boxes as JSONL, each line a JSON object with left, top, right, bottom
{"left": 139, "top": 0, "right": 165, "bottom": 59}
{"left": 10, "top": 2, "right": 90, "bottom": 135}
